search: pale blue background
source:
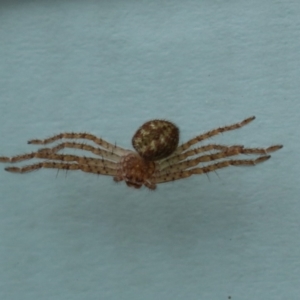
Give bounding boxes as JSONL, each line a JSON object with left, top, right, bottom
{"left": 0, "top": 1, "right": 299, "bottom": 300}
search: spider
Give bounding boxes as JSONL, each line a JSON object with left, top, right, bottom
{"left": 0, "top": 116, "right": 282, "bottom": 190}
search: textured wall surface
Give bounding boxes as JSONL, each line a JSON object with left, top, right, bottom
{"left": 0, "top": 1, "right": 299, "bottom": 299}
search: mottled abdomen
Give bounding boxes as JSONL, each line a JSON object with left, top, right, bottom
{"left": 132, "top": 120, "right": 179, "bottom": 161}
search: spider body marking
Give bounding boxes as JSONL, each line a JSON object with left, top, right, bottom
{"left": 0, "top": 117, "right": 283, "bottom": 190}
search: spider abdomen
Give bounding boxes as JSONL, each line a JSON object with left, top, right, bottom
{"left": 132, "top": 120, "right": 179, "bottom": 161}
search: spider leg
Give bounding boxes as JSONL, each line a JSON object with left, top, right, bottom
{"left": 1, "top": 151, "right": 117, "bottom": 169}
{"left": 28, "top": 132, "right": 128, "bottom": 156}
{"left": 158, "top": 144, "right": 243, "bottom": 170}
{"left": 0, "top": 143, "right": 125, "bottom": 164}
{"left": 239, "top": 145, "right": 282, "bottom": 154}
{"left": 155, "top": 155, "right": 271, "bottom": 184}
{"left": 156, "top": 146, "right": 245, "bottom": 175}
{"left": 4, "top": 161, "right": 118, "bottom": 176}
{"left": 45, "top": 152, "right": 118, "bottom": 169}
{"left": 1, "top": 152, "right": 37, "bottom": 163}
{"left": 158, "top": 144, "right": 282, "bottom": 174}
{"left": 39, "top": 142, "right": 124, "bottom": 162}
{"left": 175, "top": 116, "right": 255, "bottom": 154}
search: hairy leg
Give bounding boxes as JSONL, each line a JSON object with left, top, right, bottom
{"left": 4, "top": 161, "right": 118, "bottom": 176}
{"left": 158, "top": 144, "right": 242, "bottom": 170}
{"left": 175, "top": 116, "right": 255, "bottom": 154}
{"left": 37, "top": 142, "right": 125, "bottom": 162}
{"left": 0, "top": 142, "right": 126, "bottom": 164}
{"left": 28, "top": 132, "right": 129, "bottom": 156}
{"left": 155, "top": 156, "right": 271, "bottom": 184}
{"left": 158, "top": 144, "right": 282, "bottom": 173}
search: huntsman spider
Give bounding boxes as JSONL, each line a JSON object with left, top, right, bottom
{"left": 0, "top": 116, "right": 282, "bottom": 190}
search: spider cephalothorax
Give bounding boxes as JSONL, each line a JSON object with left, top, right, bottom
{"left": 114, "top": 152, "right": 156, "bottom": 189}
{"left": 0, "top": 117, "right": 282, "bottom": 190}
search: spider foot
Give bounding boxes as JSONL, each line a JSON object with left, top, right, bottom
{"left": 5, "top": 166, "right": 23, "bottom": 173}
{"left": 5, "top": 162, "right": 45, "bottom": 173}
{"left": 0, "top": 156, "right": 10, "bottom": 163}
{"left": 254, "top": 155, "right": 271, "bottom": 164}
{"left": 240, "top": 116, "right": 255, "bottom": 125}
{"left": 233, "top": 155, "right": 271, "bottom": 166}
{"left": 28, "top": 139, "right": 43, "bottom": 145}
{"left": 266, "top": 144, "right": 283, "bottom": 153}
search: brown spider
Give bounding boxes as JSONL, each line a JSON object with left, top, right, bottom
{"left": 0, "top": 116, "right": 282, "bottom": 190}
